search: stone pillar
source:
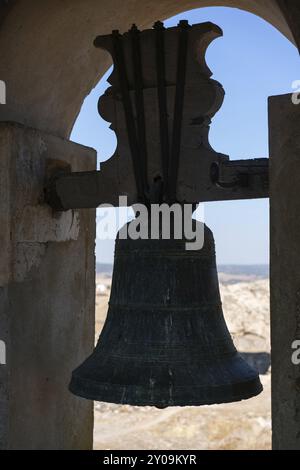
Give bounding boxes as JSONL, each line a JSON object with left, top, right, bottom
{"left": 0, "top": 122, "right": 96, "bottom": 449}
{"left": 269, "top": 93, "right": 300, "bottom": 449}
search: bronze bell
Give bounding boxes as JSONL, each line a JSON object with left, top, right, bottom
{"left": 69, "top": 220, "right": 262, "bottom": 407}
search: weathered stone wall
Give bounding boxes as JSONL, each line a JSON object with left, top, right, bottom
{"left": 0, "top": 123, "right": 96, "bottom": 449}
{"left": 269, "top": 94, "right": 300, "bottom": 450}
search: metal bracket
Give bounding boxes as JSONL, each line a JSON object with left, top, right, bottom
{"left": 45, "top": 157, "right": 269, "bottom": 211}
{"left": 210, "top": 158, "right": 269, "bottom": 194}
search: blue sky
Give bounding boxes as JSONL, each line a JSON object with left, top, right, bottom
{"left": 71, "top": 7, "right": 299, "bottom": 265}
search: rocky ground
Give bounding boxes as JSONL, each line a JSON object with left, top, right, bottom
{"left": 93, "top": 276, "right": 270, "bottom": 450}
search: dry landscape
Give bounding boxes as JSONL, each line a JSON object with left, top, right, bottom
{"left": 94, "top": 274, "right": 271, "bottom": 450}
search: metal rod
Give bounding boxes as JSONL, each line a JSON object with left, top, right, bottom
{"left": 130, "top": 24, "right": 148, "bottom": 197}
{"left": 154, "top": 21, "right": 170, "bottom": 201}
{"left": 112, "top": 30, "right": 145, "bottom": 202}
{"left": 169, "top": 20, "right": 190, "bottom": 202}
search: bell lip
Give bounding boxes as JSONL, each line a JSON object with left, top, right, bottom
{"left": 68, "top": 374, "right": 263, "bottom": 407}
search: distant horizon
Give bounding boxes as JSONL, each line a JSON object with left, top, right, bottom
{"left": 96, "top": 262, "right": 270, "bottom": 267}
{"left": 96, "top": 261, "right": 269, "bottom": 274}
{"left": 96, "top": 262, "right": 270, "bottom": 285}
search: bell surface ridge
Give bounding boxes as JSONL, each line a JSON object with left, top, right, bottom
{"left": 69, "top": 221, "right": 263, "bottom": 407}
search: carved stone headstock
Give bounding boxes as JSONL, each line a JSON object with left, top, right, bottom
{"left": 95, "top": 21, "right": 229, "bottom": 205}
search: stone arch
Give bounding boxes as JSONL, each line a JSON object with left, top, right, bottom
{"left": 0, "top": 0, "right": 298, "bottom": 139}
